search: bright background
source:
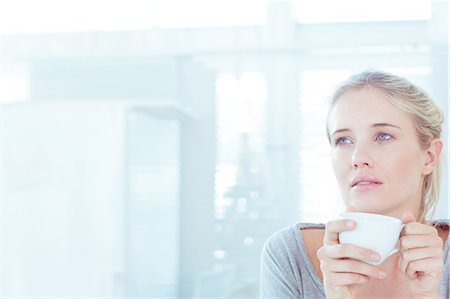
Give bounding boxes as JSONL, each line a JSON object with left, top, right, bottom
{"left": 0, "top": 0, "right": 448, "bottom": 297}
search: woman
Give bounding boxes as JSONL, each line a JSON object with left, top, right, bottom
{"left": 260, "top": 71, "right": 449, "bottom": 299}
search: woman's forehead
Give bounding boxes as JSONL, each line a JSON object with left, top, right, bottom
{"left": 328, "top": 88, "right": 415, "bottom": 132}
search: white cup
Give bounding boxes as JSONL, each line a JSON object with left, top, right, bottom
{"left": 338, "top": 212, "right": 404, "bottom": 265}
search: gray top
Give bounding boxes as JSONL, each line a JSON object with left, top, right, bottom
{"left": 260, "top": 220, "right": 450, "bottom": 299}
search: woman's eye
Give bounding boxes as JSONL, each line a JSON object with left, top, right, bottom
{"left": 335, "top": 137, "right": 351, "bottom": 145}
{"left": 377, "top": 132, "right": 393, "bottom": 141}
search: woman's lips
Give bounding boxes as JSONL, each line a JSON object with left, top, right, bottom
{"left": 350, "top": 176, "right": 383, "bottom": 192}
{"left": 351, "top": 181, "right": 383, "bottom": 191}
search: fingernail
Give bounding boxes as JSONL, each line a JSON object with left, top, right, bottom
{"left": 378, "top": 270, "right": 386, "bottom": 279}
{"left": 370, "top": 254, "right": 380, "bottom": 262}
{"left": 346, "top": 221, "right": 354, "bottom": 228}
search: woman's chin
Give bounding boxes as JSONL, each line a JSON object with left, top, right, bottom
{"left": 347, "top": 201, "right": 387, "bottom": 214}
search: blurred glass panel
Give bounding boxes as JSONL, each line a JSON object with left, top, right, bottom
{"left": 126, "top": 110, "right": 180, "bottom": 297}
{"left": 0, "top": 0, "right": 155, "bottom": 34}
{"left": 154, "top": 0, "right": 266, "bottom": 28}
{"left": 0, "top": 0, "right": 267, "bottom": 34}
{"left": 199, "top": 72, "right": 266, "bottom": 297}
{"left": 298, "top": 70, "right": 349, "bottom": 223}
{"left": 2, "top": 102, "right": 126, "bottom": 296}
{"left": 1, "top": 101, "right": 181, "bottom": 297}
{"left": 295, "top": 0, "right": 431, "bottom": 23}
{"left": 0, "top": 64, "right": 29, "bottom": 103}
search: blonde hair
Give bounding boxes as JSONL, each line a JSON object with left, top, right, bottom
{"left": 326, "top": 70, "right": 444, "bottom": 223}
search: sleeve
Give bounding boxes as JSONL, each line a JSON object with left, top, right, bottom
{"left": 260, "top": 230, "right": 302, "bottom": 299}
{"left": 440, "top": 238, "right": 449, "bottom": 299}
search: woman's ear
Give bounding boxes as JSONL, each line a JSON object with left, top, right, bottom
{"left": 422, "top": 138, "right": 443, "bottom": 175}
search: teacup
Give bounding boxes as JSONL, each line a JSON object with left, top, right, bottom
{"left": 338, "top": 212, "right": 403, "bottom": 265}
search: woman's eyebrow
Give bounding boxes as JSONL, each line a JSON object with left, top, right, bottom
{"left": 331, "top": 128, "right": 350, "bottom": 136}
{"left": 371, "top": 123, "right": 402, "bottom": 131}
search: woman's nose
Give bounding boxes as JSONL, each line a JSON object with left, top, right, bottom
{"left": 352, "top": 145, "right": 374, "bottom": 168}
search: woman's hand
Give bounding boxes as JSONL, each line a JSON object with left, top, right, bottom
{"left": 317, "top": 216, "right": 387, "bottom": 299}
{"left": 399, "top": 212, "right": 443, "bottom": 299}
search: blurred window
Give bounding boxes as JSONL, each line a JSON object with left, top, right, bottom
{"left": 298, "top": 69, "right": 349, "bottom": 223}
{"left": 212, "top": 72, "right": 267, "bottom": 290}
{"left": 295, "top": 0, "right": 431, "bottom": 23}
{"left": 155, "top": 0, "right": 267, "bottom": 28}
{"left": 0, "top": 0, "right": 266, "bottom": 34}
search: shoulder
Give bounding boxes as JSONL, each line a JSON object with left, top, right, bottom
{"left": 431, "top": 219, "right": 449, "bottom": 244}
{"left": 260, "top": 223, "right": 326, "bottom": 298}
{"left": 262, "top": 223, "right": 325, "bottom": 258}
{"left": 261, "top": 223, "right": 326, "bottom": 275}
{"left": 261, "top": 224, "right": 299, "bottom": 261}
{"left": 431, "top": 219, "right": 450, "bottom": 230}
{"left": 431, "top": 220, "right": 450, "bottom": 270}
{"left": 260, "top": 224, "right": 303, "bottom": 298}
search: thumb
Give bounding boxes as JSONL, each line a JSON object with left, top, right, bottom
{"left": 401, "top": 211, "right": 416, "bottom": 224}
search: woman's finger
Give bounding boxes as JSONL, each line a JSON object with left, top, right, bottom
{"left": 323, "top": 244, "right": 381, "bottom": 264}
{"left": 322, "top": 258, "right": 386, "bottom": 280}
{"left": 404, "top": 258, "right": 442, "bottom": 280}
{"left": 401, "top": 222, "right": 438, "bottom": 237}
{"left": 398, "top": 247, "right": 443, "bottom": 274}
{"left": 324, "top": 219, "right": 356, "bottom": 245}
{"left": 400, "top": 235, "right": 443, "bottom": 250}
{"left": 325, "top": 272, "right": 369, "bottom": 286}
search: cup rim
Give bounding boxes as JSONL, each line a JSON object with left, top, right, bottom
{"left": 339, "top": 212, "right": 402, "bottom": 224}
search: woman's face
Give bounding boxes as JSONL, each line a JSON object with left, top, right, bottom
{"left": 328, "top": 87, "right": 430, "bottom": 218}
